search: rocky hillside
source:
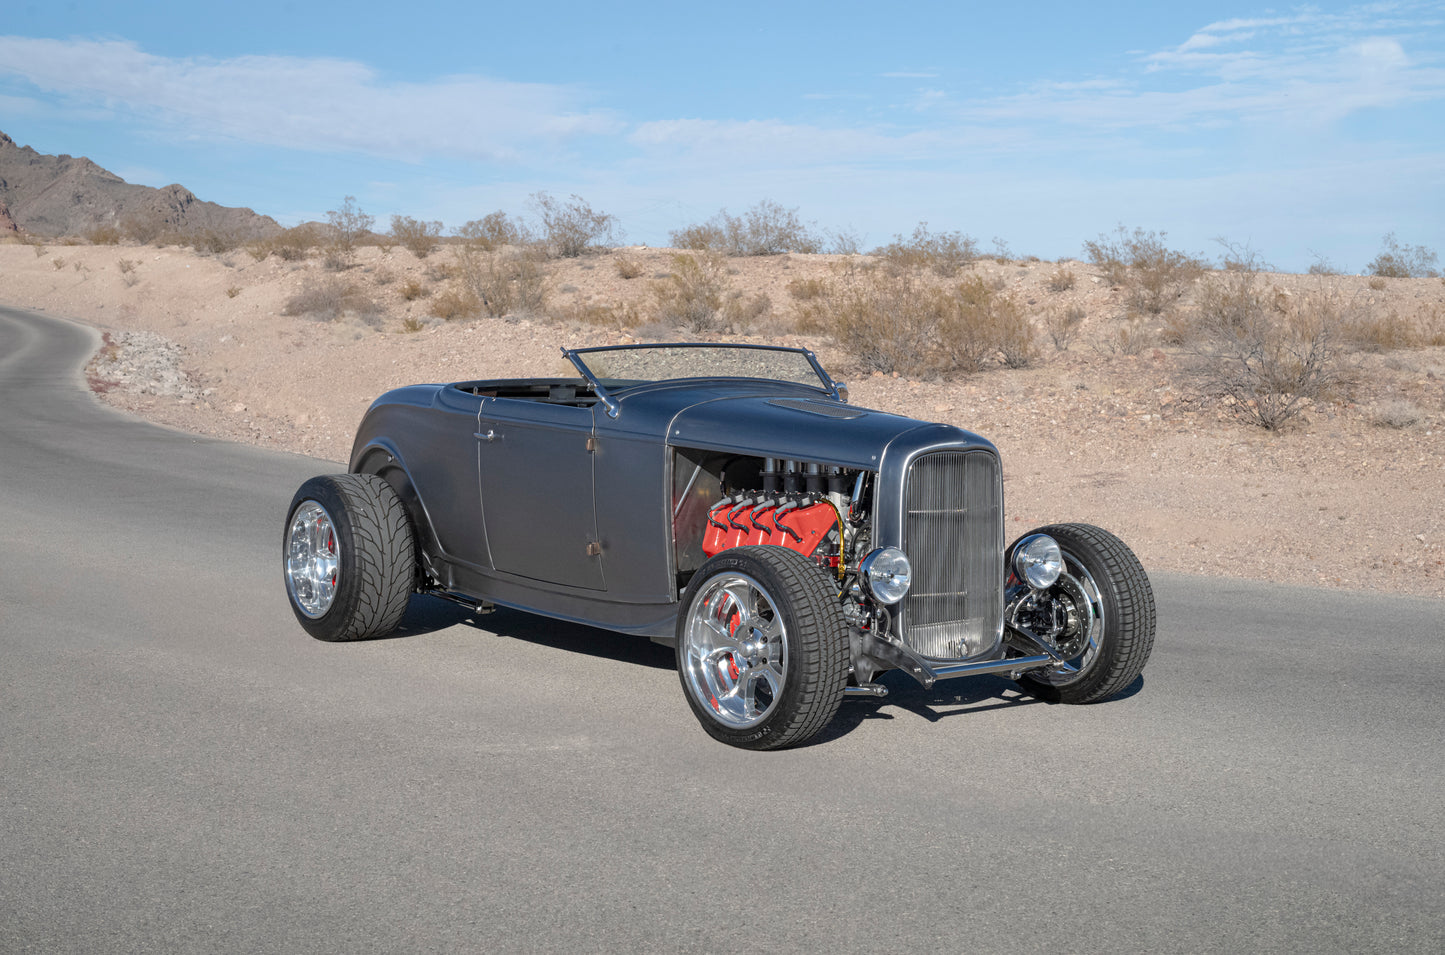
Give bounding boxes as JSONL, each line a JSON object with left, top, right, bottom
{"left": 0, "top": 130, "right": 280, "bottom": 240}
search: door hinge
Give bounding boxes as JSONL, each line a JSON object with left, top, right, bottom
{"left": 586, "top": 436, "right": 598, "bottom": 453}
{"left": 585, "top": 540, "right": 602, "bottom": 557}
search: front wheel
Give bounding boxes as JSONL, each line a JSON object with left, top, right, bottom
{"left": 1010, "top": 523, "right": 1155, "bottom": 704}
{"left": 283, "top": 473, "right": 415, "bottom": 641}
{"left": 676, "top": 546, "right": 850, "bottom": 750}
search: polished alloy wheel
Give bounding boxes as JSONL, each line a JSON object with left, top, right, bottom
{"left": 680, "top": 572, "right": 789, "bottom": 729}
{"left": 285, "top": 500, "right": 339, "bottom": 618}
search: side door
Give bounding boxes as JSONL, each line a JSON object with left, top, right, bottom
{"left": 477, "top": 398, "right": 605, "bottom": 591}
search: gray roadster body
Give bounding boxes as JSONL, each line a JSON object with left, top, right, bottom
{"left": 284, "top": 343, "right": 1155, "bottom": 748}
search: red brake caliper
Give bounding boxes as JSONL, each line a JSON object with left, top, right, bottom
{"left": 321, "top": 518, "right": 337, "bottom": 585}
{"left": 727, "top": 609, "right": 742, "bottom": 681}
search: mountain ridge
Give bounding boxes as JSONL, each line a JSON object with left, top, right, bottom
{"left": 0, "top": 130, "right": 280, "bottom": 240}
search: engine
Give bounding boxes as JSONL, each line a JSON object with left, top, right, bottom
{"left": 687, "top": 456, "right": 872, "bottom": 580}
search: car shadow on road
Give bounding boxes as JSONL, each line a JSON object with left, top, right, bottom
{"left": 810, "top": 672, "right": 1042, "bottom": 744}
{"left": 391, "top": 594, "right": 675, "bottom": 670}
{"left": 810, "top": 672, "right": 1146, "bottom": 746}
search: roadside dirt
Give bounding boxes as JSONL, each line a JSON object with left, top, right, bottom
{"left": 3, "top": 240, "right": 1442, "bottom": 598}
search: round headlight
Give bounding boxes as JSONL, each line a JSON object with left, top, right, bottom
{"left": 860, "top": 547, "right": 912, "bottom": 604}
{"left": 1012, "top": 534, "right": 1064, "bottom": 590}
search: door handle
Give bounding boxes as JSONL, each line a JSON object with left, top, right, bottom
{"left": 475, "top": 430, "right": 497, "bottom": 442}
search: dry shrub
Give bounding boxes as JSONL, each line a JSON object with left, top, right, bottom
{"left": 942, "top": 277, "right": 1036, "bottom": 370}
{"left": 1372, "top": 400, "right": 1423, "bottom": 429}
{"left": 1047, "top": 268, "right": 1077, "bottom": 292}
{"left": 120, "top": 210, "right": 168, "bottom": 245}
{"left": 453, "top": 245, "right": 550, "bottom": 317}
{"left": 51, "top": 257, "right": 64, "bottom": 270}
{"left": 1111, "top": 317, "right": 1154, "bottom": 356}
{"left": 723, "top": 290, "right": 772, "bottom": 330}
{"left": 320, "top": 196, "right": 374, "bottom": 269}
{"left": 650, "top": 252, "right": 731, "bottom": 331}
{"left": 613, "top": 251, "right": 645, "bottom": 279}
{"left": 399, "top": 279, "right": 427, "bottom": 301}
{"left": 550, "top": 301, "right": 645, "bottom": 329}
{"left": 795, "top": 267, "right": 1033, "bottom": 375}
{"left": 1368, "top": 277, "right": 1387, "bottom": 291}
{"left": 326, "top": 196, "right": 373, "bottom": 256}
{"left": 668, "top": 200, "right": 822, "bottom": 256}
{"left": 428, "top": 288, "right": 475, "bottom": 321}
{"left": 1344, "top": 308, "right": 1445, "bottom": 350}
{"left": 390, "top": 215, "right": 443, "bottom": 258}
{"left": 1044, "top": 304, "right": 1085, "bottom": 350}
{"left": 425, "top": 261, "right": 457, "bottom": 282}
{"left": 793, "top": 268, "right": 930, "bottom": 372}
{"left": 1084, "top": 226, "right": 1204, "bottom": 315}
{"left": 671, "top": 222, "right": 727, "bottom": 252}
{"left": 283, "top": 275, "right": 382, "bottom": 325}
{"left": 1367, "top": 233, "right": 1440, "bottom": 278}
{"left": 530, "top": 192, "right": 618, "bottom": 257}
{"left": 455, "top": 211, "right": 531, "bottom": 251}
{"left": 400, "top": 316, "right": 426, "bottom": 333}
{"left": 86, "top": 224, "right": 122, "bottom": 245}
{"left": 824, "top": 228, "right": 862, "bottom": 255}
{"left": 190, "top": 228, "right": 244, "bottom": 255}
{"left": 786, "top": 277, "right": 826, "bottom": 300}
{"left": 249, "top": 224, "right": 319, "bottom": 262}
{"left": 1189, "top": 270, "right": 1347, "bottom": 430}
{"left": 225, "top": 286, "right": 241, "bottom": 299}
{"left": 875, "top": 223, "right": 979, "bottom": 278}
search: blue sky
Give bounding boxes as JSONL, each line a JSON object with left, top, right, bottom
{"left": 2, "top": 0, "right": 1442, "bottom": 271}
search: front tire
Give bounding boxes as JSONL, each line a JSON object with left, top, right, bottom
{"left": 1012, "top": 523, "right": 1155, "bottom": 704}
{"left": 676, "top": 546, "right": 850, "bottom": 750}
{"left": 283, "top": 473, "right": 415, "bottom": 642}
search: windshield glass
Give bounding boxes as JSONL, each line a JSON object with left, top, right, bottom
{"left": 572, "top": 344, "right": 830, "bottom": 390}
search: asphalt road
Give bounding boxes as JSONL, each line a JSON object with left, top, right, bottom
{"left": 2, "top": 304, "right": 1441, "bottom": 953}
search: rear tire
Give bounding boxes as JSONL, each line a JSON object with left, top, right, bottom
{"left": 676, "top": 546, "right": 850, "bottom": 750}
{"left": 1013, "top": 523, "right": 1155, "bottom": 704}
{"left": 283, "top": 473, "right": 415, "bottom": 641}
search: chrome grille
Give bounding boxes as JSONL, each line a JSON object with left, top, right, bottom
{"left": 901, "top": 451, "right": 1003, "bottom": 660}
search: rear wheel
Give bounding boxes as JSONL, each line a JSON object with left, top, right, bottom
{"left": 283, "top": 473, "right": 415, "bottom": 641}
{"left": 676, "top": 546, "right": 850, "bottom": 750}
{"left": 1011, "top": 523, "right": 1155, "bottom": 703}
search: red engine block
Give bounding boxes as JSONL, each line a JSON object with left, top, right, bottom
{"left": 702, "top": 499, "right": 839, "bottom": 559}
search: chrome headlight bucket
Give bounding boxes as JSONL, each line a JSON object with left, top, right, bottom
{"left": 860, "top": 547, "right": 912, "bottom": 604}
{"left": 1012, "top": 534, "right": 1064, "bottom": 590}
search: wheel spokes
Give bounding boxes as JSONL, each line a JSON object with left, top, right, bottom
{"left": 682, "top": 571, "right": 789, "bottom": 729}
{"left": 286, "top": 501, "right": 339, "bottom": 618}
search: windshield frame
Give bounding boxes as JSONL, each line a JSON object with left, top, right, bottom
{"left": 562, "top": 343, "right": 843, "bottom": 417}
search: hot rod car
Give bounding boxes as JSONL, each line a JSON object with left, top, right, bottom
{"left": 284, "top": 343, "right": 1155, "bottom": 749}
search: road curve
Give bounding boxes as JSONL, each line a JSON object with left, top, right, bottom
{"left": 2, "top": 304, "right": 1442, "bottom": 953}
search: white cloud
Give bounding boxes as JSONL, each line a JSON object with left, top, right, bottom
{"left": 1355, "top": 36, "right": 1411, "bottom": 69}
{"left": 0, "top": 36, "right": 623, "bottom": 161}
